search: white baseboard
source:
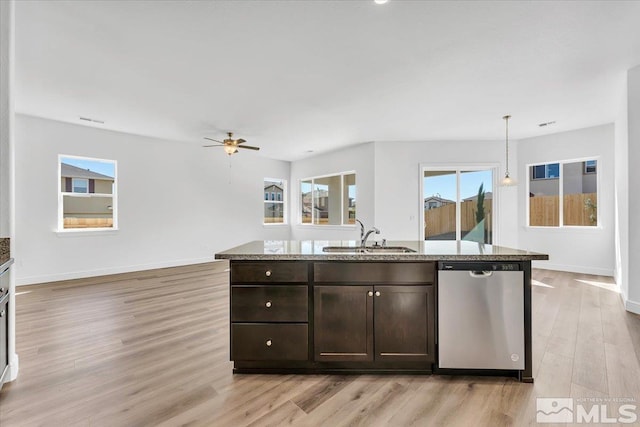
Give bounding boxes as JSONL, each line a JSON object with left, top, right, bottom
{"left": 532, "top": 261, "right": 614, "bottom": 277}
{"left": 15, "top": 257, "right": 221, "bottom": 286}
{"left": 7, "top": 353, "right": 19, "bottom": 382}
{"left": 625, "top": 298, "right": 640, "bottom": 315}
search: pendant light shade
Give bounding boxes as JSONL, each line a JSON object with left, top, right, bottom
{"left": 501, "top": 115, "right": 516, "bottom": 186}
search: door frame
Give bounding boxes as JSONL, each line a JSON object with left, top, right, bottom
{"left": 419, "top": 163, "right": 500, "bottom": 243}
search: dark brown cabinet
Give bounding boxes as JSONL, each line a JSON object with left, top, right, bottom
{"left": 314, "top": 285, "right": 373, "bottom": 362}
{"left": 313, "top": 284, "right": 435, "bottom": 364}
{"left": 229, "top": 260, "right": 436, "bottom": 373}
{"left": 374, "top": 285, "right": 434, "bottom": 362}
{"left": 230, "top": 262, "right": 310, "bottom": 363}
{"left": 312, "top": 262, "right": 436, "bottom": 364}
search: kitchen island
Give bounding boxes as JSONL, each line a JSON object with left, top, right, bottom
{"left": 215, "top": 240, "right": 548, "bottom": 382}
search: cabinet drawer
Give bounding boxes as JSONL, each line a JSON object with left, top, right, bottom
{"left": 231, "top": 324, "right": 308, "bottom": 361}
{"left": 314, "top": 262, "right": 435, "bottom": 284}
{"left": 231, "top": 286, "right": 308, "bottom": 322}
{"left": 231, "top": 262, "right": 308, "bottom": 283}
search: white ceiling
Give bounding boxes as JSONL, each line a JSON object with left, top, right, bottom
{"left": 14, "top": 0, "right": 640, "bottom": 161}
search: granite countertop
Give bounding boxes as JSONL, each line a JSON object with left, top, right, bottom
{"left": 215, "top": 240, "right": 549, "bottom": 261}
{"left": 0, "top": 237, "right": 9, "bottom": 266}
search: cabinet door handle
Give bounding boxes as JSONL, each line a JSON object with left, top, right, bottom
{"left": 265, "top": 270, "right": 272, "bottom": 277}
{"left": 367, "top": 291, "right": 373, "bottom": 297}
{"left": 266, "top": 339, "right": 272, "bottom": 347}
{"left": 265, "top": 301, "right": 272, "bottom": 308}
{"left": 0, "top": 310, "right": 4, "bottom": 317}
{"left": 375, "top": 291, "right": 381, "bottom": 297}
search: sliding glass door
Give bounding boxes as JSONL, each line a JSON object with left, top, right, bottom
{"left": 422, "top": 167, "right": 495, "bottom": 244}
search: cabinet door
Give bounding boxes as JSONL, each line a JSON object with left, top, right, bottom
{"left": 374, "top": 285, "right": 434, "bottom": 362}
{"left": 314, "top": 285, "right": 373, "bottom": 362}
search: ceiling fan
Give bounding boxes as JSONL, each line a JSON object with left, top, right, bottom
{"left": 203, "top": 132, "right": 260, "bottom": 156}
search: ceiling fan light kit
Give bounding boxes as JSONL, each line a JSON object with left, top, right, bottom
{"left": 203, "top": 132, "right": 260, "bottom": 156}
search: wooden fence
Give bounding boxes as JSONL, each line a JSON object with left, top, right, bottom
{"left": 425, "top": 200, "right": 492, "bottom": 239}
{"left": 64, "top": 217, "right": 113, "bottom": 229}
{"left": 529, "top": 193, "right": 597, "bottom": 226}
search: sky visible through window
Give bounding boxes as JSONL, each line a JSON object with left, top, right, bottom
{"left": 61, "top": 156, "right": 115, "bottom": 178}
{"left": 424, "top": 170, "right": 492, "bottom": 201}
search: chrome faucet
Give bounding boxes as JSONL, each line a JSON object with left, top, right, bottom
{"left": 355, "top": 219, "right": 381, "bottom": 248}
{"left": 355, "top": 219, "right": 365, "bottom": 243}
{"left": 362, "top": 227, "right": 380, "bottom": 248}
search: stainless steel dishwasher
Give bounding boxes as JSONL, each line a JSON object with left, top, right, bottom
{"left": 438, "top": 261, "right": 524, "bottom": 370}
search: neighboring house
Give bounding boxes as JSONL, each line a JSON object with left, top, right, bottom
{"left": 264, "top": 183, "right": 284, "bottom": 202}
{"left": 264, "top": 183, "right": 284, "bottom": 219}
{"left": 61, "top": 163, "right": 114, "bottom": 219}
{"left": 529, "top": 161, "right": 596, "bottom": 196}
{"left": 424, "top": 196, "right": 455, "bottom": 210}
{"left": 301, "top": 189, "right": 329, "bottom": 218}
{"left": 462, "top": 192, "right": 493, "bottom": 203}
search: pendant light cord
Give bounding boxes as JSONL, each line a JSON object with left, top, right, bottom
{"left": 503, "top": 115, "right": 511, "bottom": 177}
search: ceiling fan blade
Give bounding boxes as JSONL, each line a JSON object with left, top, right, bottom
{"left": 238, "top": 145, "right": 260, "bottom": 151}
{"left": 202, "top": 144, "right": 225, "bottom": 148}
{"left": 236, "top": 138, "right": 247, "bottom": 144}
{"left": 204, "top": 137, "right": 225, "bottom": 144}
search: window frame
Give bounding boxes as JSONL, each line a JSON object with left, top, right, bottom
{"left": 419, "top": 163, "right": 499, "bottom": 243}
{"left": 71, "top": 178, "right": 89, "bottom": 194}
{"left": 58, "top": 154, "right": 118, "bottom": 233}
{"left": 298, "top": 170, "right": 356, "bottom": 227}
{"left": 531, "top": 163, "right": 560, "bottom": 180}
{"left": 526, "top": 157, "right": 600, "bottom": 229}
{"left": 263, "top": 177, "right": 288, "bottom": 226}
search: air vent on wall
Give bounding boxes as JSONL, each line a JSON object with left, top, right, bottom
{"left": 79, "top": 116, "right": 105, "bottom": 124}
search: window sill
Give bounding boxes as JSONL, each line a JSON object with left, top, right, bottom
{"left": 523, "top": 225, "right": 602, "bottom": 232}
{"left": 263, "top": 223, "right": 289, "bottom": 227}
{"left": 295, "top": 224, "right": 358, "bottom": 230}
{"left": 55, "top": 228, "right": 119, "bottom": 237}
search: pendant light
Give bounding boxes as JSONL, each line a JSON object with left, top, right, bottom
{"left": 501, "top": 115, "right": 516, "bottom": 186}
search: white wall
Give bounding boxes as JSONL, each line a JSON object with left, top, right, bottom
{"left": 615, "top": 72, "right": 629, "bottom": 308}
{"left": 373, "top": 140, "right": 519, "bottom": 247}
{"left": 627, "top": 65, "right": 640, "bottom": 312}
{"left": 290, "top": 143, "right": 375, "bottom": 241}
{"left": 0, "top": 0, "right": 18, "bottom": 383}
{"left": 518, "top": 124, "right": 615, "bottom": 276}
{"left": 14, "top": 115, "right": 291, "bottom": 285}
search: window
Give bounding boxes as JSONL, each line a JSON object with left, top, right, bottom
{"left": 422, "top": 167, "right": 494, "bottom": 243}
{"left": 59, "top": 155, "right": 117, "bottom": 230}
{"left": 528, "top": 159, "right": 598, "bottom": 227}
{"left": 264, "top": 178, "right": 286, "bottom": 224}
{"left": 531, "top": 163, "right": 560, "bottom": 180}
{"left": 584, "top": 160, "right": 597, "bottom": 174}
{"left": 72, "top": 178, "right": 88, "bottom": 193}
{"left": 300, "top": 172, "right": 356, "bottom": 225}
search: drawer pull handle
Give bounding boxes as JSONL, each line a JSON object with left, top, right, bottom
{"left": 266, "top": 339, "right": 272, "bottom": 347}
{"left": 265, "top": 270, "right": 272, "bottom": 277}
{"left": 368, "top": 291, "right": 373, "bottom": 297}
{"left": 265, "top": 301, "right": 272, "bottom": 308}
{"left": 375, "top": 291, "right": 381, "bottom": 297}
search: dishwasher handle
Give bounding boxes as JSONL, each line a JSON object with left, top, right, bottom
{"left": 469, "top": 271, "right": 493, "bottom": 278}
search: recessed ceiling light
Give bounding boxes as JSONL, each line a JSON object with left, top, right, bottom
{"left": 374, "top": 0, "right": 388, "bottom": 4}
{"left": 306, "top": 150, "right": 314, "bottom": 153}
{"left": 538, "top": 121, "right": 556, "bottom": 127}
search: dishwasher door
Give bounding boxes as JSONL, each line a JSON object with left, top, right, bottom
{"left": 438, "top": 266, "right": 524, "bottom": 370}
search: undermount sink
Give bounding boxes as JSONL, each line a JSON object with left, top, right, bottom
{"left": 322, "top": 246, "right": 417, "bottom": 254}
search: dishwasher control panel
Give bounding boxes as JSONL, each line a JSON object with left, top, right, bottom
{"left": 439, "top": 262, "right": 522, "bottom": 272}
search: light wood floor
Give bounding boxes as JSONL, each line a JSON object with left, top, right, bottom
{"left": 1, "top": 262, "right": 639, "bottom": 426}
